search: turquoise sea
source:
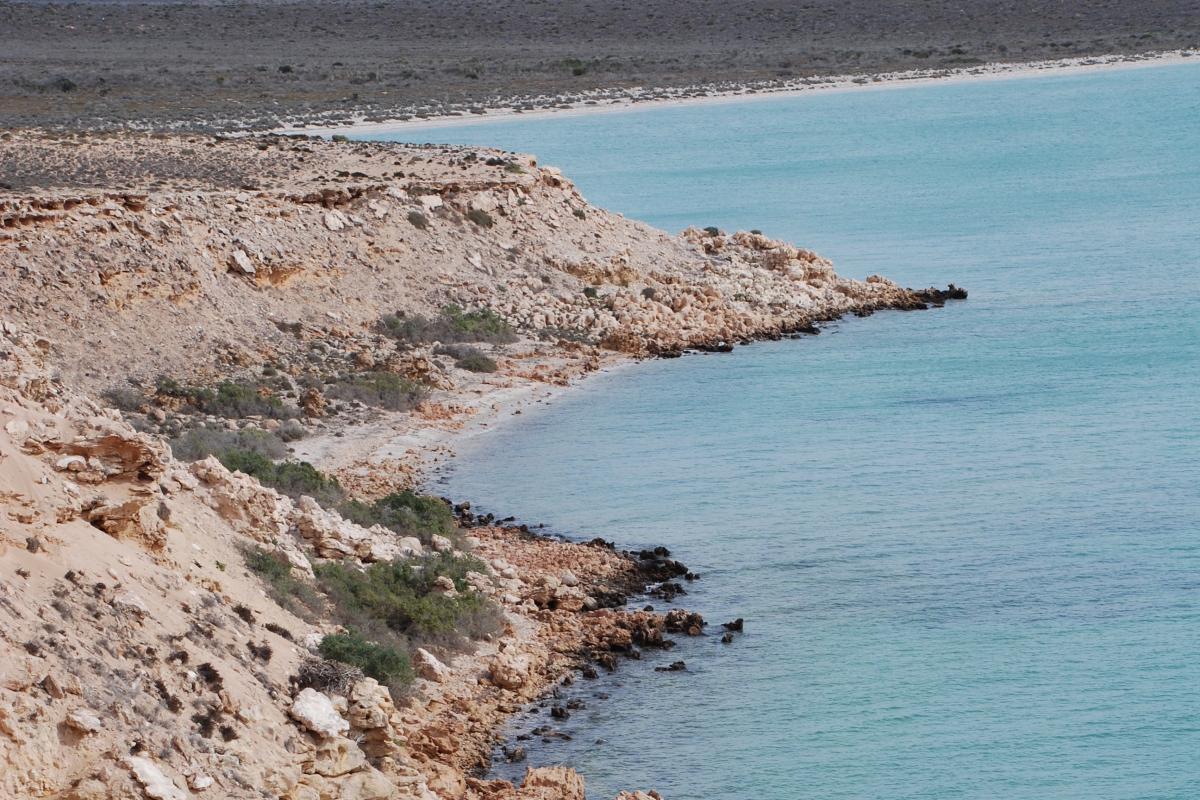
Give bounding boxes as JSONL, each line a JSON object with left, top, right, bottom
{"left": 368, "top": 63, "right": 1200, "bottom": 798}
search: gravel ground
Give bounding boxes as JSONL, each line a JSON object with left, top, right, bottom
{"left": 1, "top": 0, "right": 1197, "bottom": 131}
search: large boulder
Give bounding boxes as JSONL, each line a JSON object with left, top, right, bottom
{"left": 519, "top": 766, "right": 585, "bottom": 800}
{"left": 290, "top": 688, "right": 350, "bottom": 739}
{"left": 489, "top": 652, "right": 530, "bottom": 691}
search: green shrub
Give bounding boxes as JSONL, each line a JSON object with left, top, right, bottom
{"left": 582, "top": 287, "right": 598, "bottom": 299}
{"left": 433, "top": 344, "right": 497, "bottom": 373}
{"left": 315, "top": 553, "right": 501, "bottom": 643}
{"left": 455, "top": 352, "right": 497, "bottom": 373}
{"left": 156, "top": 377, "right": 294, "bottom": 420}
{"left": 318, "top": 631, "right": 413, "bottom": 689}
{"left": 703, "top": 226, "right": 721, "bottom": 236}
{"left": 379, "top": 305, "right": 517, "bottom": 345}
{"left": 466, "top": 208, "right": 494, "bottom": 228}
{"left": 219, "top": 449, "right": 345, "bottom": 505}
{"left": 326, "top": 372, "right": 428, "bottom": 411}
{"left": 407, "top": 210, "right": 429, "bottom": 229}
{"left": 243, "top": 545, "right": 323, "bottom": 617}
{"left": 331, "top": 134, "right": 350, "bottom": 143}
{"left": 339, "top": 491, "right": 456, "bottom": 546}
{"left": 102, "top": 385, "right": 147, "bottom": 412}
{"left": 170, "top": 426, "right": 288, "bottom": 462}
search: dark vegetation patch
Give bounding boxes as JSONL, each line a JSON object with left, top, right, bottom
{"left": 379, "top": 304, "right": 517, "bottom": 346}
{"left": 317, "top": 631, "right": 413, "bottom": 690}
{"left": 243, "top": 546, "right": 324, "bottom": 617}
{"left": 433, "top": 343, "right": 498, "bottom": 373}
{"left": 325, "top": 371, "right": 428, "bottom": 411}
{"left": 156, "top": 377, "right": 295, "bottom": 420}
{"left": 170, "top": 426, "right": 294, "bottom": 462}
{"left": 339, "top": 491, "right": 457, "bottom": 547}
{"left": 220, "top": 451, "right": 345, "bottom": 505}
{"left": 315, "top": 552, "right": 502, "bottom": 645}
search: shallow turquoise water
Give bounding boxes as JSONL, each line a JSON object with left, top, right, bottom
{"left": 371, "top": 63, "right": 1200, "bottom": 798}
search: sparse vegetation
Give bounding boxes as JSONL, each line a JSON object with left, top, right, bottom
{"left": 223, "top": 451, "right": 345, "bottom": 505}
{"left": 407, "top": 210, "right": 429, "bottom": 229}
{"left": 379, "top": 305, "right": 517, "bottom": 345}
{"left": 466, "top": 208, "right": 494, "bottom": 228}
{"left": 433, "top": 343, "right": 498, "bottom": 373}
{"left": 102, "top": 385, "right": 147, "bottom": 412}
{"left": 326, "top": 371, "right": 428, "bottom": 411}
{"left": 243, "top": 545, "right": 324, "bottom": 617}
{"left": 338, "top": 491, "right": 457, "bottom": 546}
{"left": 318, "top": 631, "right": 413, "bottom": 689}
{"left": 170, "top": 426, "right": 289, "bottom": 462}
{"left": 156, "top": 378, "right": 294, "bottom": 420}
{"left": 315, "top": 552, "right": 502, "bottom": 645}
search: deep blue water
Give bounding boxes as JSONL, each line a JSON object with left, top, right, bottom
{"left": 367, "top": 63, "right": 1200, "bottom": 798}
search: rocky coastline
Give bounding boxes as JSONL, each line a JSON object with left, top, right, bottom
{"left": 0, "top": 132, "right": 963, "bottom": 799}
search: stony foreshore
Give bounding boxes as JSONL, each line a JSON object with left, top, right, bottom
{"left": 0, "top": 132, "right": 963, "bottom": 799}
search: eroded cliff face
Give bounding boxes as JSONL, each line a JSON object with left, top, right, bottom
{"left": 0, "top": 133, "right": 960, "bottom": 800}
{"left": 0, "top": 132, "right": 944, "bottom": 397}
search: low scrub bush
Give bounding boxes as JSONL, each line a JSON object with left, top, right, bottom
{"left": 170, "top": 426, "right": 289, "bottom": 462}
{"left": 315, "top": 553, "right": 502, "bottom": 645}
{"left": 326, "top": 372, "right": 428, "bottom": 411}
{"left": 339, "top": 491, "right": 456, "bottom": 546}
{"left": 221, "top": 449, "right": 345, "bottom": 505}
{"left": 379, "top": 305, "right": 517, "bottom": 346}
{"left": 318, "top": 631, "right": 413, "bottom": 690}
{"left": 102, "top": 385, "right": 147, "bottom": 412}
{"left": 466, "top": 208, "right": 494, "bottom": 228}
{"left": 243, "top": 546, "right": 323, "bottom": 617}
{"left": 157, "top": 377, "right": 294, "bottom": 420}
{"left": 433, "top": 344, "right": 498, "bottom": 373}
{"left": 407, "top": 210, "right": 429, "bottom": 229}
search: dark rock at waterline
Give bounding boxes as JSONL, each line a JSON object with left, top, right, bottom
{"left": 566, "top": 698, "right": 586, "bottom": 710}
{"left": 590, "top": 588, "right": 629, "bottom": 609}
{"left": 908, "top": 283, "right": 969, "bottom": 308}
{"left": 550, "top": 705, "right": 570, "bottom": 720}
{"left": 581, "top": 665, "right": 599, "bottom": 679}
{"left": 721, "top": 632, "right": 734, "bottom": 644}
{"left": 655, "top": 660, "right": 687, "bottom": 672}
{"left": 651, "top": 581, "right": 687, "bottom": 601}
{"left": 664, "top": 609, "right": 706, "bottom": 635}
{"left": 504, "top": 745, "right": 526, "bottom": 762}
{"left": 722, "top": 618, "right": 744, "bottom": 632}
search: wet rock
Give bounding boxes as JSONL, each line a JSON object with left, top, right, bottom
{"left": 654, "top": 661, "right": 687, "bottom": 673}
{"left": 664, "top": 609, "right": 705, "bottom": 636}
{"left": 721, "top": 618, "right": 744, "bottom": 632}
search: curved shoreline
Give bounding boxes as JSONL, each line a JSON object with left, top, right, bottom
{"left": 290, "top": 50, "right": 1196, "bottom": 138}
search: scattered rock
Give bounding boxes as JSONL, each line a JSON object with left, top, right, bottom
{"left": 127, "top": 756, "right": 186, "bottom": 800}
{"left": 228, "top": 249, "right": 255, "bottom": 275}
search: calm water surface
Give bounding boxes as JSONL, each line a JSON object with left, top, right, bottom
{"left": 368, "top": 63, "right": 1200, "bottom": 798}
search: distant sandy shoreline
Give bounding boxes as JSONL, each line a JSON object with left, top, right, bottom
{"left": 298, "top": 50, "right": 1197, "bottom": 138}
